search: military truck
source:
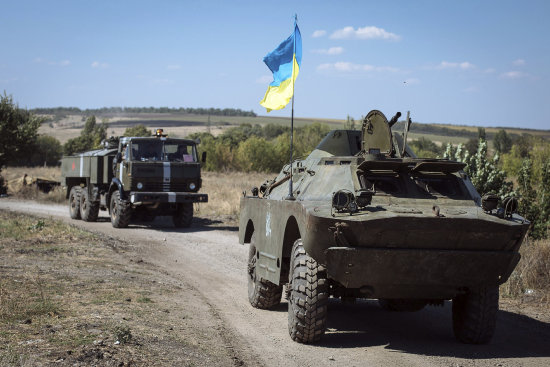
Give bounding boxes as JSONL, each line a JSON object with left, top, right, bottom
{"left": 61, "top": 129, "right": 208, "bottom": 228}
{"left": 239, "top": 110, "right": 529, "bottom": 344}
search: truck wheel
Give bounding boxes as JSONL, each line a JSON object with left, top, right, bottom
{"left": 287, "top": 239, "right": 328, "bottom": 343}
{"left": 68, "top": 187, "right": 81, "bottom": 220}
{"left": 172, "top": 203, "right": 193, "bottom": 228}
{"left": 110, "top": 191, "right": 131, "bottom": 228}
{"left": 247, "top": 233, "right": 282, "bottom": 309}
{"left": 452, "top": 286, "right": 499, "bottom": 344}
{"left": 378, "top": 299, "right": 427, "bottom": 312}
{"left": 79, "top": 188, "right": 99, "bottom": 222}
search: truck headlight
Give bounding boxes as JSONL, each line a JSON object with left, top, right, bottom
{"left": 189, "top": 182, "right": 196, "bottom": 190}
{"left": 137, "top": 182, "right": 143, "bottom": 189}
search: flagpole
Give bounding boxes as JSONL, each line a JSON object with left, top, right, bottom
{"left": 286, "top": 15, "right": 297, "bottom": 201}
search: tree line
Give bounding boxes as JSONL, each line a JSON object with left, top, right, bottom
{"left": 31, "top": 106, "right": 257, "bottom": 117}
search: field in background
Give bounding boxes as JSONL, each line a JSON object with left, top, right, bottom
{"left": 38, "top": 112, "right": 550, "bottom": 154}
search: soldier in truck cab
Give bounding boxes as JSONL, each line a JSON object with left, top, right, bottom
{"left": 173, "top": 144, "right": 194, "bottom": 162}
{"left": 142, "top": 144, "right": 159, "bottom": 160}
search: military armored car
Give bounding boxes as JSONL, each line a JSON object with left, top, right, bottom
{"left": 239, "top": 110, "right": 529, "bottom": 344}
{"left": 61, "top": 129, "right": 207, "bottom": 228}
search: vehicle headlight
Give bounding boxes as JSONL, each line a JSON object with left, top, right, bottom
{"left": 189, "top": 182, "right": 196, "bottom": 190}
{"left": 137, "top": 182, "right": 143, "bottom": 189}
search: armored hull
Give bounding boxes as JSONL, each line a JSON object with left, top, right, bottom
{"left": 239, "top": 110, "right": 529, "bottom": 344}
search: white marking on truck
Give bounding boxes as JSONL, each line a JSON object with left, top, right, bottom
{"left": 265, "top": 211, "right": 271, "bottom": 237}
{"left": 163, "top": 162, "right": 171, "bottom": 192}
{"left": 168, "top": 192, "right": 176, "bottom": 203}
{"left": 79, "top": 155, "right": 83, "bottom": 177}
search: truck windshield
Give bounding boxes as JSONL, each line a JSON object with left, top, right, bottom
{"left": 129, "top": 140, "right": 197, "bottom": 162}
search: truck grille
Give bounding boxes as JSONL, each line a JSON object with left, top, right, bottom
{"left": 129, "top": 179, "right": 188, "bottom": 192}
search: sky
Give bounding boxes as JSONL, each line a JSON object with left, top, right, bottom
{"left": 1, "top": 0, "right": 549, "bottom": 129}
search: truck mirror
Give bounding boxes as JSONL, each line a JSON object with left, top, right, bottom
{"left": 201, "top": 151, "right": 207, "bottom": 163}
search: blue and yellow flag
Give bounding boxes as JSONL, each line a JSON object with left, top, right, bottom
{"left": 259, "top": 23, "right": 302, "bottom": 112}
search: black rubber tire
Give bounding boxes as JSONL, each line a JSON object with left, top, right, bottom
{"left": 68, "top": 187, "right": 81, "bottom": 220}
{"left": 79, "top": 188, "right": 99, "bottom": 222}
{"left": 452, "top": 286, "right": 499, "bottom": 344}
{"left": 247, "top": 233, "right": 283, "bottom": 309}
{"left": 172, "top": 203, "right": 193, "bottom": 228}
{"left": 287, "top": 239, "right": 328, "bottom": 343}
{"left": 110, "top": 191, "right": 131, "bottom": 228}
{"left": 378, "top": 299, "right": 427, "bottom": 312}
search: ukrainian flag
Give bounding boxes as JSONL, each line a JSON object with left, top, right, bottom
{"left": 259, "top": 23, "right": 302, "bottom": 112}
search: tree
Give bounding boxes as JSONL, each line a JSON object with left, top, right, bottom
{"left": 409, "top": 137, "right": 441, "bottom": 158}
{"left": 123, "top": 124, "right": 151, "bottom": 137}
{"left": 493, "top": 129, "right": 512, "bottom": 154}
{"left": 444, "top": 138, "right": 512, "bottom": 199}
{"left": 344, "top": 115, "right": 356, "bottom": 130}
{"left": 63, "top": 115, "right": 108, "bottom": 155}
{"left": 0, "top": 92, "right": 43, "bottom": 169}
{"left": 33, "top": 135, "right": 63, "bottom": 166}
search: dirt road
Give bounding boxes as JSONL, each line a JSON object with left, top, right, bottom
{"left": 1, "top": 198, "right": 549, "bottom": 367}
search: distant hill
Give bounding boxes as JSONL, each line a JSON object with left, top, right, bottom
{"left": 35, "top": 108, "right": 550, "bottom": 144}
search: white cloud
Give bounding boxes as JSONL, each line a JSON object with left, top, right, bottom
{"left": 436, "top": 61, "right": 475, "bottom": 70}
{"left": 312, "top": 47, "right": 344, "bottom": 55}
{"left": 256, "top": 75, "right": 273, "bottom": 84}
{"left": 91, "top": 61, "right": 109, "bottom": 69}
{"left": 166, "top": 64, "right": 181, "bottom": 70}
{"left": 512, "top": 59, "right": 525, "bottom": 66}
{"left": 312, "top": 30, "right": 326, "bottom": 38}
{"left": 330, "top": 26, "right": 400, "bottom": 41}
{"left": 500, "top": 71, "right": 527, "bottom": 79}
{"left": 317, "top": 62, "right": 399, "bottom": 73}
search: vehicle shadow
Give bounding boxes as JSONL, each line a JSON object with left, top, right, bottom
{"left": 127, "top": 216, "right": 238, "bottom": 232}
{"left": 316, "top": 299, "right": 550, "bottom": 359}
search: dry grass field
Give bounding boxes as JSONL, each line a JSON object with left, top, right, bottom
{"left": 39, "top": 113, "right": 345, "bottom": 144}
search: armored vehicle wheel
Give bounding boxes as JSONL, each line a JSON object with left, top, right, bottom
{"left": 172, "top": 203, "right": 193, "bottom": 228}
{"left": 247, "top": 233, "right": 283, "bottom": 309}
{"left": 287, "top": 239, "right": 328, "bottom": 343}
{"left": 110, "top": 191, "right": 131, "bottom": 228}
{"left": 69, "top": 187, "right": 81, "bottom": 220}
{"left": 378, "top": 299, "right": 427, "bottom": 312}
{"left": 79, "top": 188, "right": 99, "bottom": 222}
{"left": 452, "top": 286, "right": 499, "bottom": 344}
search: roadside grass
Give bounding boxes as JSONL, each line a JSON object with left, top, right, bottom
{"left": 1, "top": 166, "right": 65, "bottom": 204}
{"left": 501, "top": 238, "right": 550, "bottom": 305}
{"left": 0, "top": 210, "right": 230, "bottom": 366}
{"left": 195, "top": 171, "right": 270, "bottom": 221}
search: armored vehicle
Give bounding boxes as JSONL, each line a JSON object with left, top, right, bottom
{"left": 61, "top": 129, "right": 208, "bottom": 228}
{"left": 239, "top": 110, "right": 529, "bottom": 344}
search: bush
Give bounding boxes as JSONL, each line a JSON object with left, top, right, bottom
{"left": 0, "top": 93, "right": 43, "bottom": 169}
{"left": 123, "top": 124, "right": 151, "bottom": 137}
{"left": 63, "top": 115, "right": 107, "bottom": 155}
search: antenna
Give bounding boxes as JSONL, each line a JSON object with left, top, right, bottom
{"left": 285, "top": 16, "right": 298, "bottom": 201}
